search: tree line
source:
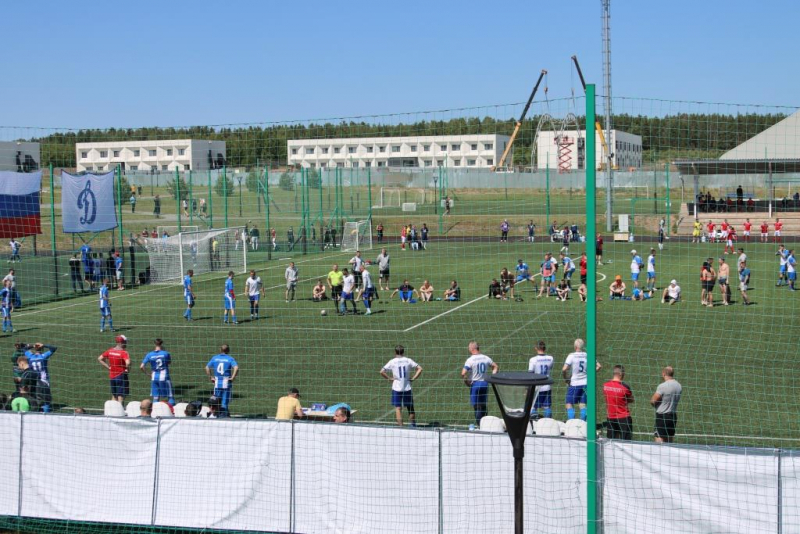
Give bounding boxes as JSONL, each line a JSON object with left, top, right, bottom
{"left": 32, "top": 112, "right": 788, "bottom": 169}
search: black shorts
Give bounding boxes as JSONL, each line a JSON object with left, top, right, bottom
{"left": 379, "top": 269, "right": 390, "bottom": 279}
{"left": 331, "top": 285, "right": 342, "bottom": 300}
{"left": 654, "top": 412, "right": 677, "bottom": 438}
{"left": 702, "top": 281, "right": 715, "bottom": 292}
{"left": 110, "top": 374, "right": 130, "bottom": 398}
{"left": 580, "top": 274, "right": 587, "bottom": 285}
{"left": 606, "top": 416, "right": 633, "bottom": 440}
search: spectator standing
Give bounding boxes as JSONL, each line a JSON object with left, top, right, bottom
{"left": 376, "top": 223, "right": 384, "bottom": 244}
{"left": 69, "top": 254, "right": 84, "bottom": 291}
{"left": 153, "top": 194, "right": 161, "bottom": 218}
{"left": 287, "top": 227, "right": 295, "bottom": 251}
{"left": 603, "top": 365, "right": 634, "bottom": 440}
{"left": 420, "top": 223, "right": 429, "bottom": 250}
{"left": 461, "top": 341, "right": 498, "bottom": 425}
{"left": 98, "top": 335, "right": 131, "bottom": 403}
{"left": 205, "top": 344, "right": 239, "bottom": 417}
{"left": 276, "top": 387, "right": 304, "bottom": 420}
{"left": 527, "top": 220, "right": 536, "bottom": 243}
{"left": 250, "top": 226, "right": 260, "bottom": 250}
{"left": 284, "top": 262, "right": 298, "bottom": 303}
{"left": 375, "top": 248, "right": 391, "bottom": 292}
{"left": 500, "top": 219, "right": 510, "bottom": 242}
{"left": 651, "top": 366, "right": 682, "bottom": 443}
{"left": 129, "top": 194, "right": 136, "bottom": 213}
{"left": 380, "top": 345, "right": 422, "bottom": 426}
{"left": 8, "top": 238, "right": 21, "bottom": 263}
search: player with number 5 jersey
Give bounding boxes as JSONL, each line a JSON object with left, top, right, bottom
{"left": 205, "top": 344, "right": 239, "bottom": 417}
{"left": 140, "top": 338, "right": 174, "bottom": 405}
{"left": 461, "top": 341, "right": 499, "bottom": 425}
{"left": 562, "top": 338, "right": 601, "bottom": 421}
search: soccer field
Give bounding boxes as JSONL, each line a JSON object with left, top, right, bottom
{"left": 3, "top": 237, "right": 797, "bottom": 448}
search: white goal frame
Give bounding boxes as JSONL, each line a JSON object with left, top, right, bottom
{"left": 376, "top": 187, "right": 428, "bottom": 208}
{"left": 341, "top": 220, "right": 373, "bottom": 252}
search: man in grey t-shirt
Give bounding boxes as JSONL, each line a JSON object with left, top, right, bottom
{"left": 376, "top": 248, "right": 391, "bottom": 292}
{"left": 650, "top": 366, "right": 682, "bottom": 443}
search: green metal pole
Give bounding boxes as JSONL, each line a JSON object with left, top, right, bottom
{"left": 223, "top": 165, "right": 229, "bottom": 229}
{"left": 208, "top": 170, "right": 214, "bottom": 229}
{"left": 264, "top": 169, "right": 271, "bottom": 261}
{"left": 546, "top": 154, "right": 551, "bottom": 231}
{"left": 585, "top": 84, "right": 598, "bottom": 534}
{"left": 665, "top": 162, "right": 671, "bottom": 235}
{"left": 175, "top": 168, "right": 182, "bottom": 233}
{"left": 49, "top": 164, "right": 59, "bottom": 296}
{"left": 367, "top": 167, "right": 372, "bottom": 222}
{"left": 116, "top": 165, "right": 124, "bottom": 253}
{"left": 301, "top": 168, "right": 307, "bottom": 255}
{"left": 189, "top": 170, "right": 194, "bottom": 227}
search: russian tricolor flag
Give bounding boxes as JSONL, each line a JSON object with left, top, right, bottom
{"left": 0, "top": 171, "right": 42, "bottom": 238}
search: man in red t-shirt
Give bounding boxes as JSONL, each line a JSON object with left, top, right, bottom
{"left": 603, "top": 365, "right": 634, "bottom": 440}
{"left": 742, "top": 219, "right": 752, "bottom": 242}
{"left": 579, "top": 252, "right": 588, "bottom": 285}
{"left": 760, "top": 221, "right": 769, "bottom": 243}
{"left": 596, "top": 234, "right": 604, "bottom": 265}
{"left": 775, "top": 218, "right": 783, "bottom": 243}
{"left": 98, "top": 335, "right": 131, "bottom": 403}
{"left": 706, "top": 221, "right": 715, "bottom": 242}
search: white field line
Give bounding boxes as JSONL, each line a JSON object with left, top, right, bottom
{"left": 377, "top": 311, "right": 549, "bottom": 422}
{"left": 403, "top": 295, "right": 487, "bottom": 332}
{"left": 38, "top": 322, "right": 403, "bottom": 333}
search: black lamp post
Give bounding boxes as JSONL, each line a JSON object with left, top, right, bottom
{"left": 237, "top": 177, "right": 243, "bottom": 217}
{"left": 433, "top": 175, "right": 439, "bottom": 215}
{"left": 487, "top": 371, "right": 553, "bottom": 534}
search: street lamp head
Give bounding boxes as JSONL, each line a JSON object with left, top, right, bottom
{"left": 488, "top": 372, "right": 553, "bottom": 455}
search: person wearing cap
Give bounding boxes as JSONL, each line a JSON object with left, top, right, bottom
{"left": 661, "top": 280, "right": 681, "bottom": 305}
{"left": 630, "top": 249, "right": 643, "bottom": 289}
{"left": 98, "top": 335, "right": 131, "bottom": 403}
{"left": 276, "top": 387, "right": 305, "bottom": 420}
{"left": 609, "top": 275, "right": 626, "bottom": 300}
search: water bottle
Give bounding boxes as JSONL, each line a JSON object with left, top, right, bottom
{"left": 468, "top": 424, "right": 476, "bottom": 431}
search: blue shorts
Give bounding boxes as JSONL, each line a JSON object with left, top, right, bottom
{"left": 224, "top": 296, "right": 235, "bottom": 310}
{"left": 249, "top": 294, "right": 260, "bottom": 302}
{"left": 1, "top": 307, "right": 10, "bottom": 318}
{"left": 789, "top": 272, "right": 797, "bottom": 281}
{"left": 391, "top": 390, "right": 414, "bottom": 408}
{"left": 516, "top": 275, "right": 530, "bottom": 283}
{"left": 549, "top": 275, "right": 556, "bottom": 283}
{"left": 780, "top": 265, "right": 787, "bottom": 273}
{"left": 151, "top": 380, "right": 174, "bottom": 400}
{"left": 213, "top": 387, "right": 232, "bottom": 409}
{"left": 565, "top": 385, "right": 587, "bottom": 405}
{"left": 185, "top": 295, "right": 195, "bottom": 307}
{"left": 100, "top": 306, "right": 111, "bottom": 317}
{"left": 647, "top": 272, "right": 656, "bottom": 279}
{"left": 399, "top": 290, "right": 413, "bottom": 301}
{"left": 534, "top": 389, "right": 552, "bottom": 409}
{"left": 110, "top": 374, "right": 130, "bottom": 398}
{"left": 362, "top": 287, "right": 375, "bottom": 300}
{"left": 565, "top": 269, "right": 575, "bottom": 279}
{"left": 631, "top": 273, "right": 639, "bottom": 281}
{"left": 470, "top": 382, "right": 488, "bottom": 406}
{"left": 342, "top": 291, "right": 354, "bottom": 301}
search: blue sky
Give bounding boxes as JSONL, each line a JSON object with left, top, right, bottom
{"left": 3, "top": 0, "right": 797, "bottom": 129}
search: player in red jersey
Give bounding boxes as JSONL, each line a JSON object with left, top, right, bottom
{"left": 760, "top": 221, "right": 769, "bottom": 243}
{"left": 775, "top": 218, "right": 783, "bottom": 243}
{"left": 603, "top": 365, "right": 634, "bottom": 440}
{"left": 725, "top": 227, "right": 736, "bottom": 254}
{"left": 742, "top": 219, "right": 752, "bottom": 242}
{"left": 706, "top": 221, "right": 716, "bottom": 243}
{"left": 596, "top": 234, "right": 604, "bottom": 265}
{"left": 97, "top": 335, "right": 131, "bottom": 403}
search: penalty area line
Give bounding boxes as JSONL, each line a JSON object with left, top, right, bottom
{"left": 403, "top": 295, "right": 486, "bottom": 332}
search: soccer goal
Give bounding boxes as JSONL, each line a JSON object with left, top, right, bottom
{"left": 376, "top": 187, "right": 428, "bottom": 209}
{"left": 156, "top": 225, "right": 199, "bottom": 237}
{"left": 341, "top": 220, "right": 372, "bottom": 252}
{"left": 145, "top": 227, "right": 247, "bottom": 284}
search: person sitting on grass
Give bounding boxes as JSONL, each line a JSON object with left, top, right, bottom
{"left": 444, "top": 280, "right": 461, "bottom": 301}
{"left": 500, "top": 268, "right": 519, "bottom": 300}
{"left": 609, "top": 276, "right": 626, "bottom": 300}
{"left": 419, "top": 280, "right": 434, "bottom": 302}
{"left": 632, "top": 287, "right": 653, "bottom": 301}
{"left": 390, "top": 280, "right": 418, "bottom": 303}
{"left": 556, "top": 280, "right": 571, "bottom": 301}
{"left": 312, "top": 280, "right": 327, "bottom": 301}
{"left": 489, "top": 279, "right": 504, "bottom": 300}
{"left": 661, "top": 279, "right": 681, "bottom": 305}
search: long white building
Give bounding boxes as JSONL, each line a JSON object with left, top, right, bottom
{"left": 535, "top": 129, "right": 642, "bottom": 171}
{"left": 287, "top": 134, "right": 510, "bottom": 169}
{"left": 0, "top": 141, "right": 40, "bottom": 172}
{"left": 75, "top": 140, "right": 226, "bottom": 173}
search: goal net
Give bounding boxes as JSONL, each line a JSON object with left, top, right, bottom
{"left": 376, "top": 187, "right": 427, "bottom": 208}
{"left": 144, "top": 227, "right": 247, "bottom": 284}
{"left": 341, "top": 220, "right": 372, "bottom": 252}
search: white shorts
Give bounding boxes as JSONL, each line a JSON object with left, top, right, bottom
{"left": 401, "top": 236, "right": 406, "bottom": 243}
{"left": 727, "top": 240, "right": 733, "bottom": 247}
{"left": 743, "top": 231, "right": 750, "bottom": 236}
{"left": 116, "top": 270, "right": 123, "bottom": 279}
{"left": 761, "top": 232, "right": 768, "bottom": 237}
{"left": 775, "top": 230, "right": 782, "bottom": 236}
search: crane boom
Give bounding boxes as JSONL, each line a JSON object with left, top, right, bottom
{"left": 571, "top": 55, "right": 614, "bottom": 169}
{"left": 494, "top": 69, "right": 547, "bottom": 171}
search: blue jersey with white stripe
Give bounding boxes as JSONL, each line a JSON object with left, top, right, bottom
{"left": 0, "top": 288, "right": 10, "bottom": 308}
{"left": 207, "top": 354, "right": 238, "bottom": 389}
{"left": 26, "top": 347, "right": 56, "bottom": 383}
{"left": 115, "top": 257, "right": 123, "bottom": 270}
{"left": 142, "top": 350, "right": 172, "bottom": 382}
{"left": 515, "top": 263, "right": 530, "bottom": 278}
{"left": 225, "top": 278, "right": 234, "bottom": 297}
{"left": 99, "top": 285, "right": 110, "bottom": 308}
{"left": 183, "top": 275, "right": 193, "bottom": 297}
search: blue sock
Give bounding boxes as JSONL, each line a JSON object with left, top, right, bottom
{"left": 187, "top": 309, "right": 192, "bottom": 319}
{"left": 183, "top": 309, "right": 188, "bottom": 318}
{"left": 100, "top": 318, "right": 105, "bottom": 330}
{"left": 544, "top": 407, "right": 552, "bottom": 418}
{"left": 580, "top": 408, "right": 587, "bottom": 421}
{"left": 363, "top": 299, "right": 371, "bottom": 309}
{"left": 232, "top": 314, "right": 236, "bottom": 323}
{"left": 108, "top": 318, "right": 113, "bottom": 329}
{"left": 42, "top": 404, "right": 51, "bottom": 413}
{"left": 567, "top": 407, "right": 575, "bottom": 419}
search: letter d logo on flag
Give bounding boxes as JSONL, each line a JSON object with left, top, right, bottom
{"left": 62, "top": 171, "right": 118, "bottom": 233}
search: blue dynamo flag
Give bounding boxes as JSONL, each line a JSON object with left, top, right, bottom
{"left": 0, "top": 171, "right": 42, "bottom": 239}
{"left": 61, "top": 171, "right": 119, "bottom": 233}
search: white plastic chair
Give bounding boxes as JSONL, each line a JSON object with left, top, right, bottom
{"left": 557, "top": 421, "right": 567, "bottom": 435}
{"left": 104, "top": 400, "right": 125, "bottom": 417}
{"left": 125, "top": 401, "right": 141, "bottom": 418}
{"left": 534, "top": 418, "right": 562, "bottom": 436}
{"left": 479, "top": 416, "right": 506, "bottom": 433}
{"left": 564, "top": 419, "right": 587, "bottom": 438}
{"left": 199, "top": 406, "right": 211, "bottom": 418}
{"left": 151, "top": 402, "right": 174, "bottom": 418}
{"left": 173, "top": 402, "right": 188, "bottom": 418}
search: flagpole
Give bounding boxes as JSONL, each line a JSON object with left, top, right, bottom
{"left": 50, "top": 164, "right": 59, "bottom": 296}
{"left": 117, "top": 165, "right": 124, "bottom": 254}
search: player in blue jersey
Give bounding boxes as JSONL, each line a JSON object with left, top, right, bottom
{"left": 140, "top": 338, "right": 174, "bottom": 405}
{"left": 205, "top": 344, "right": 239, "bottom": 417}
{"left": 646, "top": 248, "right": 657, "bottom": 292}
{"left": 183, "top": 270, "right": 195, "bottom": 321}
{"left": 99, "top": 279, "right": 114, "bottom": 332}
{"left": 1, "top": 279, "right": 14, "bottom": 334}
{"left": 515, "top": 259, "right": 536, "bottom": 290}
{"left": 787, "top": 250, "right": 797, "bottom": 291}
{"left": 80, "top": 243, "right": 94, "bottom": 289}
{"left": 114, "top": 253, "right": 124, "bottom": 290}
{"left": 223, "top": 271, "right": 237, "bottom": 324}
{"left": 560, "top": 252, "right": 576, "bottom": 289}
{"left": 26, "top": 343, "right": 57, "bottom": 412}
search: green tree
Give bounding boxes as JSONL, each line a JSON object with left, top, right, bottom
{"left": 114, "top": 174, "right": 132, "bottom": 206}
{"left": 215, "top": 174, "right": 235, "bottom": 197}
{"left": 166, "top": 176, "right": 189, "bottom": 200}
{"left": 279, "top": 171, "right": 296, "bottom": 191}
{"left": 307, "top": 168, "right": 321, "bottom": 189}
{"left": 245, "top": 170, "right": 262, "bottom": 194}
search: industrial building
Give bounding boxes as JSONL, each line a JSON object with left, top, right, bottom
{"left": 287, "top": 134, "right": 510, "bottom": 169}
{"left": 535, "top": 129, "right": 642, "bottom": 171}
{"left": 75, "top": 140, "right": 226, "bottom": 173}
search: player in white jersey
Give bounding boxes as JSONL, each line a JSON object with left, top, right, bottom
{"left": 339, "top": 268, "right": 358, "bottom": 315}
{"left": 646, "top": 248, "right": 657, "bottom": 292}
{"left": 245, "top": 270, "right": 264, "bottom": 320}
{"left": 461, "top": 341, "right": 498, "bottom": 425}
{"left": 357, "top": 265, "right": 375, "bottom": 315}
{"left": 349, "top": 251, "right": 364, "bottom": 289}
{"left": 380, "top": 345, "right": 423, "bottom": 426}
{"left": 630, "top": 249, "right": 643, "bottom": 289}
{"left": 776, "top": 245, "right": 789, "bottom": 286}
{"left": 528, "top": 340, "right": 554, "bottom": 419}
{"left": 561, "top": 338, "right": 601, "bottom": 421}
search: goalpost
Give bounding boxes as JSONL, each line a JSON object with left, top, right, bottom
{"left": 376, "top": 187, "right": 428, "bottom": 208}
{"left": 156, "top": 225, "right": 199, "bottom": 236}
{"left": 341, "top": 220, "right": 372, "bottom": 252}
{"left": 144, "top": 227, "right": 247, "bottom": 284}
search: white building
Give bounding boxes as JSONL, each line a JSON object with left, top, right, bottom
{"left": 287, "top": 134, "right": 510, "bottom": 169}
{"left": 0, "top": 141, "right": 40, "bottom": 172}
{"left": 535, "top": 129, "right": 642, "bottom": 171}
{"left": 75, "top": 140, "right": 226, "bottom": 173}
